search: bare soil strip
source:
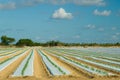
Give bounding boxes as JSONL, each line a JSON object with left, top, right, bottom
{"left": 0, "top": 49, "right": 31, "bottom": 79}
{"left": 92, "top": 76, "right": 120, "bottom": 80}
{"left": 3, "top": 76, "right": 40, "bottom": 80}
{"left": 2, "top": 76, "right": 87, "bottom": 80}
{"left": 33, "top": 49, "right": 50, "bottom": 79}
{"left": 41, "top": 49, "right": 92, "bottom": 80}
{"left": 4, "top": 75, "right": 120, "bottom": 80}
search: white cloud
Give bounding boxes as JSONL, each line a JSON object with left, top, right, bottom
{"left": 47, "top": 0, "right": 105, "bottom": 6}
{"left": 74, "top": 35, "right": 80, "bottom": 39}
{"left": 85, "top": 24, "right": 96, "bottom": 29}
{"left": 35, "top": 36, "right": 41, "bottom": 40}
{"left": 112, "top": 35, "right": 117, "bottom": 38}
{"left": 111, "top": 27, "right": 117, "bottom": 30}
{"left": 94, "top": 9, "right": 111, "bottom": 16}
{"left": 117, "top": 10, "right": 120, "bottom": 16}
{"left": 47, "top": 0, "right": 66, "bottom": 4}
{"left": 50, "top": 36, "right": 59, "bottom": 40}
{"left": 0, "top": 0, "right": 106, "bottom": 10}
{"left": 98, "top": 28, "right": 104, "bottom": 31}
{"left": 111, "top": 32, "right": 120, "bottom": 41}
{"left": 22, "top": 0, "right": 44, "bottom": 6}
{"left": 112, "top": 35, "right": 119, "bottom": 40}
{"left": 52, "top": 8, "right": 73, "bottom": 19}
{"left": 116, "top": 32, "right": 120, "bottom": 36}
{"left": 0, "top": 2, "right": 16, "bottom": 10}
{"left": 73, "top": 0, "right": 105, "bottom": 6}
{"left": 23, "top": 0, "right": 105, "bottom": 6}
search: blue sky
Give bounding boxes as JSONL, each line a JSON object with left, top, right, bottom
{"left": 0, "top": 0, "right": 120, "bottom": 43}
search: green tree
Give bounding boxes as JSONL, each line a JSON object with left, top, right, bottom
{"left": 1, "top": 35, "right": 15, "bottom": 45}
{"left": 45, "top": 40, "right": 62, "bottom": 46}
{"left": 16, "top": 39, "right": 34, "bottom": 46}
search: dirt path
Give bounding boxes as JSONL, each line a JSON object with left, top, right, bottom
{"left": 41, "top": 49, "right": 91, "bottom": 80}
{"left": 33, "top": 49, "right": 50, "bottom": 79}
{"left": 0, "top": 49, "right": 31, "bottom": 80}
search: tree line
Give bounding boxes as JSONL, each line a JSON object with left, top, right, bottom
{"left": 0, "top": 35, "right": 120, "bottom": 47}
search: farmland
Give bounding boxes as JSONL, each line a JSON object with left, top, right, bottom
{"left": 0, "top": 47, "right": 120, "bottom": 80}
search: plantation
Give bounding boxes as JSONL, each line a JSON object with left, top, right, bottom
{"left": 0, "top": 47, "right": 120, "bottom": 80}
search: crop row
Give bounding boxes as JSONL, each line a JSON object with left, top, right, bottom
{"left": 12, "top": 50, "right": 34, "bottom": 76}
{"left": 0, "top": 49, "right": 29, "bottom": 71}
{"left": 38, "top": 50, "right": 70, "bottom": 75}
{"left": 46, "top": 48, "right": 120, "bottom": 69}
{"left": 44, "top": 48, "right": 117, "bottom": 76}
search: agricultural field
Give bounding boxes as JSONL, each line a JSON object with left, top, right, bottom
{"left": 0, "top": 47, "right": 120, "bottom": 80}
